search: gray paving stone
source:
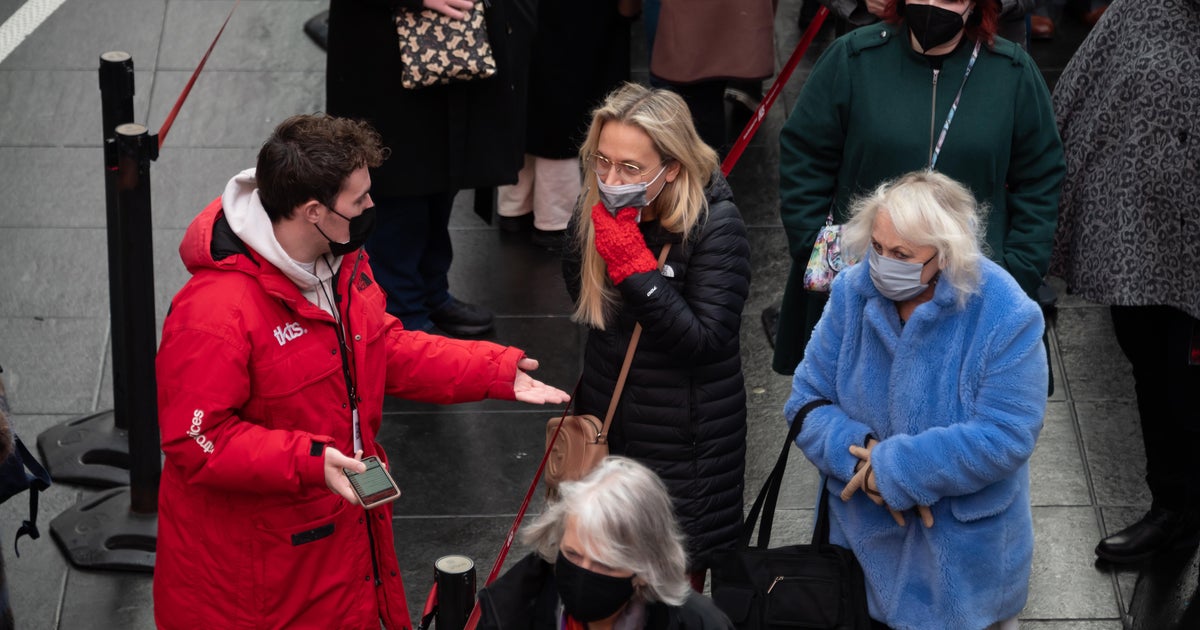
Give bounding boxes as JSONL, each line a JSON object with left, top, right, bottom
{"left": 1077, "top": 401, "right": 1150, "bottom": 508}
{"left": 0, "top": 317, "right": 107, "bottom": 414}
{"left": 0, "top": 147, "right": 105, "bottom": 229}
{"left": 0, "top": 227, "right": 108, "bottom": 318}
{"left": 1019, "top": 621, "right": 1122, "bottom": 629}
{"left": 1055, "top": 306, "right": 1136, "bottom": 402}
{"left": 728, "top": 143, "right": 783, "bottom": 228}
{"left": 1046, "top": 322, "right": 1068, "bottom": 403}
{"left": 1024, "top": 506, "right": 1120, "bottom": 620}
{"left": 145, "top": 70, "right": 324, "bottom": 149}
{"left": 150, "top": 147, "right": 259, "bottom": 230}
{"left": 0, "top": 69, "right": 154, "bottom": 147}
{"left": 0, "top": 0, "right": 21, "bottom": 25}
{"left": 56, "top": 566, "right": 155, "bottom": 630}
{"left": 1030, "top": 402, "right": 1091, "bottom": 507}
{"left": 0, "top": 0, "right": 164, "bottom": 71}
{"left": 158, "top": 0, "right": 326, "bottom": 72}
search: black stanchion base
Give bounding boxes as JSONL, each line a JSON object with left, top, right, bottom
{"left": 37, "top": 410, "right": 130, "bottom": 487}
{"left": 50, "top": 487, "right": 155, "bottom": 572}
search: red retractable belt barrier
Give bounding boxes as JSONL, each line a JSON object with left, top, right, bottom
{"left": 721, "top": 6, "right": 830, "bottom": 177}
{"left": 460, "top": 8, "right": 832, "bottom": 630}
{"left": 156, "top": 0, "right": 241, "bottom": 151}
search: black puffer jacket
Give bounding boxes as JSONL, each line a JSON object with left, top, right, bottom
{"left": 563, "top": 173, "right": 750, "bottom": 567}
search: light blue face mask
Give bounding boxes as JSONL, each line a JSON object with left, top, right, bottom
{"left": 596, "top": 165, "right": 668, "bottom": 215}
{"left": 868, "top": 248, "right": 937, "bottom": 301}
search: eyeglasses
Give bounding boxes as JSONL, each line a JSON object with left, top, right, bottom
{"left": 588, "top": 153, "right": 663, "bottom": 182}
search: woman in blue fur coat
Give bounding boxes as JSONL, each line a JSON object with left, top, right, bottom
{"left": 785, "top": 171, "right": 1047, "bottom": 630}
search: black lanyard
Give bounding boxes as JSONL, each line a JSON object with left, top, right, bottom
{"left": 323, "top": 253, "right": 363, "bottom": 451}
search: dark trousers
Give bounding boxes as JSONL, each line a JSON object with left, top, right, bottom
{"left": 669, "top": 79, "right": 729, "bottom": 155}
{"left": 1110, "top": 305, "right": 1200, "bottom": 513}
{"left": 364, "top": 192, "right": 455, "bottom": 331}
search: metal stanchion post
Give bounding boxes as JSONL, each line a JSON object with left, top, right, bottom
{"left": 37, "top": 51, "right": 138, "bottom": 487}
{"left": 48, "top": 123, "right": 159, "bottom": 571}
{"left": 434, "top": 555, "right": 477, "bottom": 630}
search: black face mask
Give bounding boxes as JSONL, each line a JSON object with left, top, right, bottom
{"left": 906, "top": 3, "right": 969, "bottom": 52}
{"left": 554, "top": 551, "right": 635, "bottom": 623}
{"left": 317, "top": 206, "right": 376, "bottom": 257}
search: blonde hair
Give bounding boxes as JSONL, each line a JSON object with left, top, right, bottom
{"left": 572, "top": 83, "right": 720, "bottom": 329}
{"left": 841, "top": 170, "right": 988, "bottom": 307}
{"left": 521, "top": 457, "right": 691, "bottom": 606}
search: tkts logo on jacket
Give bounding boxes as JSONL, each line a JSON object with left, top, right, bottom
{"left": 272, "top": 322, "right": 307, "bottom": 346}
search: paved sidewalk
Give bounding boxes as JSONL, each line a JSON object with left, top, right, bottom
{"left": 0, "top": 0, "right": 1188, "bottom": 628}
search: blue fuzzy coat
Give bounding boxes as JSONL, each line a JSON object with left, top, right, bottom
{"left": 784, "top": 259, "right": 1047, "bottom": 630}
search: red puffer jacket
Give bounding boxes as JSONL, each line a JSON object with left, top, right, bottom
{"left": 154, "top": 198, "right": 523, "bottom": 629}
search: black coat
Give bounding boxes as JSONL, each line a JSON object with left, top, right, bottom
{"left": 478, "top": 553, "right": 734, "bottom": 630}
{"left": 326, "top": 0, "right": 534, "bottom": 197}
{"left": 525, "top": 1, "right": 631, "bottom": 159}
{"left": 563, "top": 174, "right": 750, "bottom": 567}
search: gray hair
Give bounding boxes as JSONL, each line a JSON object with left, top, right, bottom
{"left": 841, "top": 170, "right": 988, "bottom": 307}
{"left": 521, "top": 457, "right": 691, "bottom": 606}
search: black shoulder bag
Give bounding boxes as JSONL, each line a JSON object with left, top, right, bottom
{"left": 710, "top": 399, "right": 872, "bottom": 629}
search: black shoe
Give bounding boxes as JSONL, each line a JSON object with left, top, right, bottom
{"left": 531, "top": 228, "right": 566, "bottom": 252}
{"left": 303, "top": 11, "right": 329, "bottom": 51}
{"left": 429, "top": 297, "right": 494, "bottom": 337}
{"left": 1095, "top": 508, "right": 1200, "bottom": 564}
{"left": 497, "top": 214, "right": 533, "bottom": 233}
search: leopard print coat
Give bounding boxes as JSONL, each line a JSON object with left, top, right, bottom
{"left": 1050, "top": 0, "right": 1200, "bottom": 319}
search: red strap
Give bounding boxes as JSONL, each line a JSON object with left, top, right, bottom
{"left": 721, "top": 6, "right": 830, "bottom": 176}
{"left": 157, "top": 0, "right": 241, "bottom": 151}
{"left": 417, "top": 583, "right": 438, "bottom": 630}
{"left": 461, "top": 378, "right": 580, "bottom": 630}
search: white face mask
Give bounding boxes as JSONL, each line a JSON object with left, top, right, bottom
{"left": 868, "top": 248, "right": 937, "bottom": 301}
{"left": 596, "top": 165, "right": 668, "bottom": 214}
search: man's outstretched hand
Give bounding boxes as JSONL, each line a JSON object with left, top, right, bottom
{"left": 513, "top": 358, "right": 571, "bottom": 405}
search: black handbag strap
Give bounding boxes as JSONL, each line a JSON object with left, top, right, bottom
{"left": 741, "top": 399, "right": 832, "bottom": 549}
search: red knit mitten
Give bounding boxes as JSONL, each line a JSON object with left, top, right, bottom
{"left": 591, "top": 204, "right": 658, "bottom": 284}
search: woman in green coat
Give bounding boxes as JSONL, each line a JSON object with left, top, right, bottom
{"left": 773, "top": 0, "right": 1064, "bottom": 374}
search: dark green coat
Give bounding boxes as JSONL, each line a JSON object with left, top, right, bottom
{"left": 773, "top": 23, "right": 1065, "bottom": 375}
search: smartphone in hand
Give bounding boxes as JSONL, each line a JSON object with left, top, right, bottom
{"left": 343, "top": 456, "right": 401, "bottom": 509}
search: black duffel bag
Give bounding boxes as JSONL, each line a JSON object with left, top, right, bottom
{"left": 711, "top": 400, "right": 872, "bottom": 629}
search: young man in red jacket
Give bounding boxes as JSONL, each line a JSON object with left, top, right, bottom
{"left": 153, "top": 114, "right": 569, "bottom": 630}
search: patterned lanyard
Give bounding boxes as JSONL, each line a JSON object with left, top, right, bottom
{"left": 929, "top": 40, "right": 982, "bottom": 170}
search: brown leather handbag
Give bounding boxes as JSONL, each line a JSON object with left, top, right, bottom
{"left": 543, "top": 244, "right": 671, "bottom": 493}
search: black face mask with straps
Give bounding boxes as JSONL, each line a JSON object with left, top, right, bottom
{"left": 906, "top": 3, "right": 969, "bottom": 52}
{"left": 554, "top": 552, "right": 636, "bottom": 622}
{"left": 316, "top": 206, "right": 377, "bottom": 257}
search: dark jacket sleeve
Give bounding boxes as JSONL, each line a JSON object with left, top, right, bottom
{"left": 478, "top": 553, "right": 557, "bottom": 630}
{"left": 779, "top": 37, "right": 852, "bottom": 260}
{"left": 1002, "top": 50, "right": 1066, "bottom": 296}
{"left": 562, "top": 212, "right": 584, "bottom": 305}
{"left": 616, "top": 203, "right": 751, "bottom": 362}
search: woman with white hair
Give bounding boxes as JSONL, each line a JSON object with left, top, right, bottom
{"left": 477, "top": 457, "right": 733, "bottom": 630}
{"left": 562, "top": 83, "right": 750, "bottom": 590}
{"left": 785, "top": 171, "right": 1047, "bottom": 629}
